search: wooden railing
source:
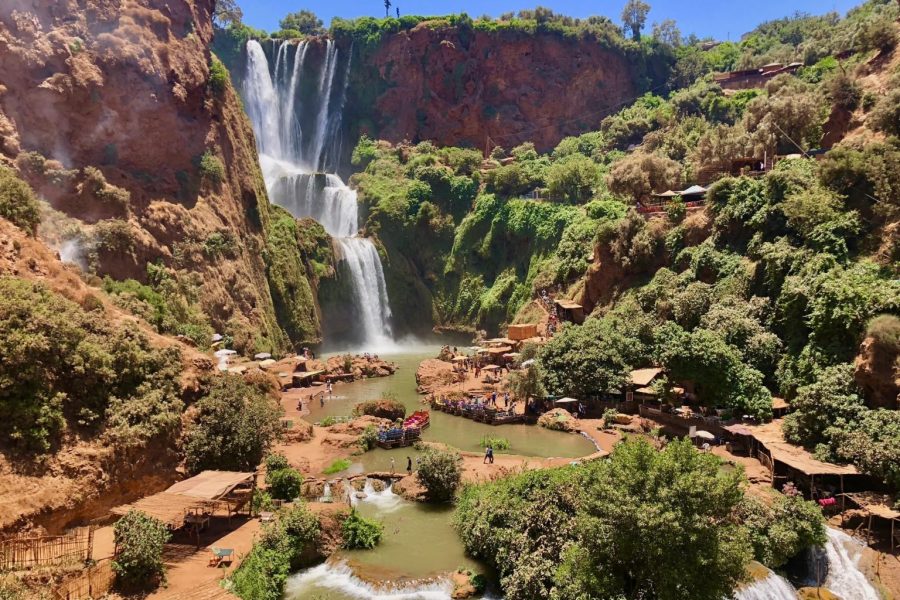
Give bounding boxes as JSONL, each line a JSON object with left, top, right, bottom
{"left": 0, "top": 527, "right": 93, "bottom": 571}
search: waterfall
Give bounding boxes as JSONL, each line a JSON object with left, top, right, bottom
{"left": 350, "top": 479, "right": 404, "bottom": 513}
{"left": 820, "top": 528, "right": 880, "bottom": 600}
{"left": 243, "top": 39, "right": 393, "bottom": 348}
{"left": 320, "top": 482, "right": 333, "bottom": 503}
{"left": 735, "top": 570, "right": 797, "bottom": 600}
{"left": 285, "top": 561, "right": 454, "bottom": 600}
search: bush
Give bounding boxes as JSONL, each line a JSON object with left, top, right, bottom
{"left": 828, "top": 74, "right": 861, "bottom": 111}
{"left": 230, "top": 504, "right": 320, "bottom": 600}
{"left": 0, "top": 277, "right": 182, "bottom": 452}
{"left": 479, "top": 436, "right": 510, "bottom": 451}
{"left": 416, "top": 447, "right": 462, "bottom": 502}
{"left": 112, "top": 510, "right": 170, "bottom": 590}
{"left": 265, "top": 452, "right": 290, "bottom": 474}
{"left": 0, "top": 166, "right": 41, "bottom": 235}
{"left": 183, "top": 375, "right": 283, "bottom": 474}
{"left": 665, "top": 196, "right": 687, "bottom": 223}
{"left": 869, "top": 89, "right": 900, "bottom": 136}
{"left": 251, "top": 489, "right": 276, "bottom": 514}
{"left": 739, "top": 491, "right": 826, "bottom": 568}
{"left": 601, "top": 408, "right": 619, "bottom": 429}
{"left": 267, "top": 467, "right": 303, "bottom": 501}
{"left": 341, "top": 509, "right": 384, "bottom": 549}
{"left": 209, "top": 56, "right": 229, "bottom": 95}
{"left": 358, "top": 425, "right": 378, "bottom": 451}
{"left": 199, "top": 150, "right": 225, "bottom": 184}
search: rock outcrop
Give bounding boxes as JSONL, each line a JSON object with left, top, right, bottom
{"left": 344, "top": 26, "right": 637, "bottom": 154}
{"left": 0, "top": 0, "right": 324, "bottom": 352}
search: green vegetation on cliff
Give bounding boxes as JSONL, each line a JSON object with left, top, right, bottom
{"left": 0, "top": 277, "right": 183, "bottom": 453}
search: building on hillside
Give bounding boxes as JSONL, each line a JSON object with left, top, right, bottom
{"left": 713, "top": 62, "right": 802, "bottom": 90}
{"left": 636, "top": 185, "right": 708, "bottom": 215}
{"left": 554, "top": 298, "right": 585, "bottom": 324}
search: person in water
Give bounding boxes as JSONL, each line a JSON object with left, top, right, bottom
{"left": 484, "top": 445, "right": 494, "bottom": 464}
{"left": 390, "top": 457, "right": 395, "bottom": 474}
{"left": 406, "top": 456, "right": 412, "bottom": 475}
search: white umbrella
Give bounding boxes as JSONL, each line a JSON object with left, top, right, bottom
{"left": 555, "top": 397, "right": 579, "bottom": 404}
{"left": 691, "top": 430, "right": 716, "bottom": 441}
{"left": 254, "top": 352, "right": 272, "bottom": 360}
{"left": 521, "top": 359, "right": 535, "bottom": 367}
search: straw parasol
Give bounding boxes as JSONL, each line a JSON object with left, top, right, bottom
{"left": 482, "top": 364, "right": 501, "bottom": 371}
{"left": 452, "top": 356, "right": 468, "bottom": 362}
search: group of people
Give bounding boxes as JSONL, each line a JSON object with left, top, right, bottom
{"left": 539, "top": 288, "right": 561, "bottom": 337}
{"left": 432, "top": 391, "right": 516, "bottom": 412}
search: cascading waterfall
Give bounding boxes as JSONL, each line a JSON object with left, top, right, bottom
{"left": 820, "top": 528, "right": 880, "bottom": 600}
{"left": 243, "top": 39, "right": 393, "bottom": 348}
{"left": 285, "top": 561, "right": 455, "bottom": 600}
{"left": 734, "top": 570, "right": 797, "bottom": 600}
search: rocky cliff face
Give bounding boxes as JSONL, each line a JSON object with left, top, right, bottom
{"left": 342, "top": 26, "right": 637, "bottom": 156}
{"left": 0, "top": 0, "right": 323, "bottom": 351}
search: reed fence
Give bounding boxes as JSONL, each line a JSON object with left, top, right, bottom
{"left": 52, "top": 558, "right": 116, "bottom": 600}
{"left": 0, "top": 527, "right": 93, "bottom": 571}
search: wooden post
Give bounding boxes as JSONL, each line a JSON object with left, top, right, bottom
{"left": 868, "top": 514, "right": 873, "bottom": 545}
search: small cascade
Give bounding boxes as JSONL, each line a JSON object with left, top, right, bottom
{"left": 350, "top": 478, "right": 404, "bottom": 513}
{"left": 320, "top": 482, "right": 333, "bottom": 503}
{"left": 242, "top": 38, "right": 394, "bottom": 347}
{"left": 735, "top": 570, "right": 797, "bottom": 600}
{"left": 820, "top": 528, "right": 880, "bottom": 600}
{"left": 285, "top": 561, "right": 454, "bottom": 600}
{"left": 213, "top": 348, "right": 236, "bottom": 371}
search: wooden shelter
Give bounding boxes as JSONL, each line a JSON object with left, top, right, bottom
{"left": 745, "top": 421, "right": 859, "bottom": 497}
{"left": 554, "top": 299, "right": 585, "bottom": 324}
{"left": 111, "top": 471, "right": 256, "bottom": 531}
{"left": 838, "top": 492, "right": 900, "bottom": 550}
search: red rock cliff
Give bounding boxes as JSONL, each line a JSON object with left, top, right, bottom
{"left": 346, "top": 25, "right": 637, "bottom": 153}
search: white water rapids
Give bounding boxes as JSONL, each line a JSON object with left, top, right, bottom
{"left": 243, "top": 39, "right": 393, "bottom": 349}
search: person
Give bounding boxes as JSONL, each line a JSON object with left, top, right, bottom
{"left": 390, "top": 457, "right": 395, "bottom": 474}
{"left": 326, "top": 381, "right": 333, "bottom": 398}
{"left": 504, "top": 392, "right": 510, "bottom": 408}
{"left": 406, "top": 456, "right": 413, "bottom": 475}
{"left": 484, "top": 445, "right": 494, "bottom": 464}
{"left": 320, "top": 394, "right": 325, "bottom": 408}
{"left": 491, "top": 391, "right": 497, "bottom": 406}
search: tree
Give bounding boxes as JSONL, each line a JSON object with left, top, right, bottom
{"left": 0, "top": 165, "right": 41, "bottom": 236}
{"left": 279, "top": 10, "right": 324, "bottom": 36}
{"left": 506, "top": 364, "right": 546, "bottom": 401}
{"left": 621, "top": 0, "right": 651, "bottom": 41}
{"left": 606, "top": 152, "right": 681, "bottom": 201}
{"left": 183, "top": 375, "right": 284, "bottom": 474}
{"left": 416, "top": 447, "right": 462, "bottom": 502}
{"left": 213, "top": 0, "right": 243, "bottom": 28}
{"left": 384, "top": 0, "right": 392, "bottom": 18}
{"left": 652, "top": 18, "right": 681, "bottom": 46}
{"left": 267, "top": 467, "right": 303, "bottom": 501}
{"left": 558, "top": 438, "right": 751, "bottom": 600}
{"left": 546, "top": 154, "right": 601, "bottom": 204}
{"left": 113, "top": 510, "right": 170, "bottom": 590}
{"left": 341, "top": 509, "right": 384, "bottom": 549}
{"left": 782, "top": 363, "right": 865, "bottom": 451}
{"left": 738, "top": 490, "right": 826, "bottom": 568}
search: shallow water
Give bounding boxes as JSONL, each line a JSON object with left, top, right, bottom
{"left": 305, "top": 346, "right": 596, "bottom": 465}
{"left": 285, "top": 482, "right": 483, "bottom": 599}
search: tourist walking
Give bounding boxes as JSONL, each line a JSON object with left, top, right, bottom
{"left": 390, "top": 457, "right": 395, "bottom": 474}
{"left": 484, "top": 445, "right": 494, "bottom": 464}
{"left": 326, "top": 381, "right": 333, "bottom": 398}
{"left": 406, "top": 456, "right": 412, "bottom": 475}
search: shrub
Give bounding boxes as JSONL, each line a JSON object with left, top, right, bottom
{"left": 323, "top": 458, "right": 352, "bottom": 475}
{"left": 601, "top": 408, "right": 619, "bottom": 429}
{"left": 358, "top": 425, "right": 378, "bottom": 451}
{"left": 869, "top": 89, "right": 900, "bottom": 137}
{"left": 230, "top": 504, "right": 320, "bottom": 600}
{"left": 251, "top": 489, "right": 276, "bottom": 514}
{"left": 265, "top": 452, "right": 290, "bottom": 475}
{"left": 546, "top": 154, "right": 600, "bottom": 203}
{"left": 0, "top": 277, "right": 181, "bottom": 452}
{"left": 208, "top": 56, "right": 229, "bottom": 95}
{"left": 199, "top": 150, "right": 225, "bottom": 184}
{"left": 341, "top": 509, "right": 384, "bottom": 549}
{"left": 479, "top": 436, "right": 510, "bottom": 451}
{"left": 738, "top": 491, "right": 826, "bottom": 568}
{"left": 267, "top": 467, "right": 303, "bottom": 501}
{"left": 112, "top": 510, "right": 170, "bottom": 590}
{"left": 0, "top": 165, "right": 41, "bottom": 235}
{"left": 827, "top": 74, "right": 861, "bottom": 111}
{"left": 183, "top": 375, "right": 283, "bottom": 474}
{"left": 665, "top": 196, "right": 687, "bottom": 223}
{"left": 416, "top": 447, "right": 462, "bottom": 502}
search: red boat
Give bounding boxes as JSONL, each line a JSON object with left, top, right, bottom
{"left": 403, "top": 410, "right": 430, "bottom": 430}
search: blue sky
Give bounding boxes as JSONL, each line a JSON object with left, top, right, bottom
{"left": 237, "top": 0, "right": 862, "bottom": 41}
